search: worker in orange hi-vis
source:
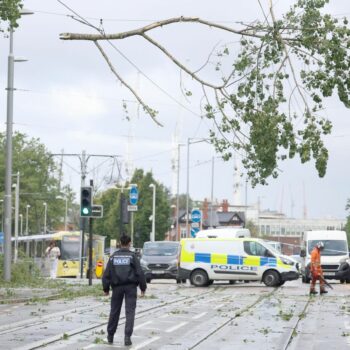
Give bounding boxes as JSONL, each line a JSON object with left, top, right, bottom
{"left": 309, "top": 242, "right": 328, "bottom": 295}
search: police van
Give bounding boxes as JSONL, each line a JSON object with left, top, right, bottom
{"left": 178, "top": 237, "right": 299, "bottom": 287}
{"left": 195, "top": 227, "right": 250, "bottom": 239}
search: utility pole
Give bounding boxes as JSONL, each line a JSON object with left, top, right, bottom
{"left": 80, "top": 150, "right": 87, "bottom": 279}
{"left": 88, "top": 179, "right": 93, "bottom": 286}
{"left": 210, "top": 156, "right": 214, "bottom": 227}
{"left": 3, "top": 9, "right": 33, "bottom": 281}
{"left": 14, "top": 172, "right": 20, "bottom": 263}
{"left": 3, "top": 27, "right": 15, "bottom": 281}
{"left": 51, "top": 150, "right": 119, "bottom": 278}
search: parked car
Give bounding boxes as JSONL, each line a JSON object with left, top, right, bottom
{"left": 140, "top": 241, "right": 184, "bottom": 283}
{"left": 335, "top": 258, "right": 350, "bottom": 283}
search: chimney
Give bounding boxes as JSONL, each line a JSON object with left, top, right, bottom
{"left": 221, "top": 199, "right": 229, "bottom": 213}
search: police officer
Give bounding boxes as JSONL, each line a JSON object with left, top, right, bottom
{"left": 102, "top": 235, "right": 147, "bottom": 346}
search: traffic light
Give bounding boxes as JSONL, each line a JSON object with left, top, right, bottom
{"left": 121, "top": 195, "right": 130, "bottom": 224}
{"left": 80, "top": 187, "right": 92, "bottom": 217}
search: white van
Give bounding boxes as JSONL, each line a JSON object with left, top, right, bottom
{"left": 178, "top": 237, "right": 299, "bottom": 287}
{"left": 300, "top": 230, "right": 349, "bottom": 282}
{"left": 195, "top": 227, "right": 250, "bottom": 239}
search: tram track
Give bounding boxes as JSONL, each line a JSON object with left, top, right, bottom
{"left": 188, "top": 287, "right": 280, "bottom": 349}
{"left": 282, "top": 296, "right": 312, "bottom": 350}
{"left": 8, "top": 288, "right": 220, "bottom": 350}
{"left": 186, "top": 288, "right": 313, "bottom": 350}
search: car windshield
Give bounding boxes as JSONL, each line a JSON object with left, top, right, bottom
{"left": 143, "top": 243, "right": 178, "bottom": 256}
{"left": 308, "top": 240, "right": 348, "bottom": 256}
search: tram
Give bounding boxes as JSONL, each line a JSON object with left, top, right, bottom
{"left": 13, "top": 231, "right": 106, "bottom": 278}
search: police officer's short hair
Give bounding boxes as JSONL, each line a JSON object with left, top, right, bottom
{"left": 120, "top": 235, "right": 131, "bottom": 246}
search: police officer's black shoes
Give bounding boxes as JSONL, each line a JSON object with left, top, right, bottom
{"left": 107, "top": 334, "right": 113, "bottom": 344}
{"left": 309, "top": 290, "right": 318, "bottom": 295}
{"left": 320, "top": 290, "right": 328, "bottom": 294}
{"left": 124, "top": 336, "right": 132, "bottom": 346}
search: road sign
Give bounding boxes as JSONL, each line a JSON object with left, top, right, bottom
{"left": 191, "top": 227, "right": 200, "bottom": 238}
{"left": 91, "top": 205, "right": 103, "bottom": 218}
{"left": 129, "top": 185, "right": 138, "bottom": 206}
{"left": 128, "top": 205, "right": 138, "bottom": 212}
{"left": 191, "top": 222, "right": 200, "bottom": 228}
{"left": 191, "top": 209, "right": 201, "bottom": 223}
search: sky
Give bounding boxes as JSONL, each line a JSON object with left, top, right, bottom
{"left": 0, "top": 0, "right": 350, "bottom": 220}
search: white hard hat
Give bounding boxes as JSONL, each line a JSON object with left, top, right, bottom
{"left": 316, "top": 241, "right": 324, "bottom": 250}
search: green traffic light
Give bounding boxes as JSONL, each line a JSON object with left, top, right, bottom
{"left": 82, "top": 207, "right": 89, "bottom": 215}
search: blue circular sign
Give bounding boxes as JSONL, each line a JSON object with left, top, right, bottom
{"left": 191, "top": 209, "right": 201, "bottom": 223}
{"left": 129, "top": 186, "right": 138, "bottom": 205}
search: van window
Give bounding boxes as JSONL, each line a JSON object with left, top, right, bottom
{"left": 308, "top": 240, "right": 348, "bottom": 256}
{"left": 244, "top": 241, "right": 270, "bottom": 257}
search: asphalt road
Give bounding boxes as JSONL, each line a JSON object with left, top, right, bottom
{"left": 0, "top": 279, "right": 349, "bottom": 350}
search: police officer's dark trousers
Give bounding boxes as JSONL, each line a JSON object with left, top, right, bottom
{"left": 107, "top": 284, "right": 137, "bottom": 338}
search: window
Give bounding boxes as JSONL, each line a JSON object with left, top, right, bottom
{"left": 244, "top": 241, "right": 269, "bottom": 257}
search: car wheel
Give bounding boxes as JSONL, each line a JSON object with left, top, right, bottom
{"left": 278, "top": 281, "right": 285, "bottom": 286}
{"left": 346, "top": 279, "right": 350, "bottom": 284}
{"left": 190, "top": 270, "right": 209, "bottom": 287}
{"left": 229, "top": 280, "right": 236, "bottom": 285}
{"left": 176, "top": 278, "right": 181, "bottom": 284}
{"left": 340, "top": 279, "right": 345, "bottom": 284}
{"left": 182, "top": 279, "right": 186, "bottom": 284}
{"left": 207, "top": 280, "right": 214, "bottom": 286}
{"left": 262, "top": 270, "right": 281, "bottom": 287}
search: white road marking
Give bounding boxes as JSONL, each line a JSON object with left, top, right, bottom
{"left": 213, "top": 303, "right": 225, "bottom": 310}
{"left": 131, "top": 336, "right": 160, "bottom": 350}
{"left": 192, "top": 311, "right": 208, "bottom": 320}
{"left": 134, "top": 320, "right": 153, "bottom": 330}
{"left": 165, "top": 321, "right": 188, "bottom": 333}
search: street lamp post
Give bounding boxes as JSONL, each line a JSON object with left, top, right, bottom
{"left": 25, "top": 204, "right": 30, "bottom": 256}
{"left": 149, "top": 184, "right": 156, "bottom": 242}
{"left": 19, "top": 214, "right": 23, "bottom": 236}
{"left": 176, "top": 143, "right": 185, "bottom": 241}
{"left": 25, "top": 204, "right": 30, "bottom": 235}
{"left": 43, "top": 202, "right": 47, "bottom": 234}
{"left": 185, "top": 138, "right": 210, "bottom": 237}
{"left": 3, "top": 9, "right": 34, "bottom": 280}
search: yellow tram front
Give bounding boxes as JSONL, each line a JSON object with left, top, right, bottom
{"left": 53, "top": 231, "right": 105, "bottom": 278}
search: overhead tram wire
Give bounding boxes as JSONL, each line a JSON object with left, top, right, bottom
{"left": 33, "top": 9, "right": 262, "bottom": 25}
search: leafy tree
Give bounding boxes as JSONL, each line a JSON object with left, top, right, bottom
{"left": 94, "top": 169, "right": 171, "bottom": 247}
{"left": 245, "top": 220, "right": 259, "bottom": 238}
{"left": 0, "top": 132, "right": 72, "bottom": 233}
{"left": 61, "top": 0, "right": 350, "bottom": 186}
{"left": 0, "top": 0, "right": 23, "bottom": 30}
{"left": 131, "top": 169, "right": 171, "bottom": 247}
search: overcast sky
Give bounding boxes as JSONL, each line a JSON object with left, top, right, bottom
{"left": 0, "top": 0, "right": 350, "bottom": 220}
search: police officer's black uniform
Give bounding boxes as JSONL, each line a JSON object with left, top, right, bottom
{"left": 102, "top": 247, "right": 146, "bottom": 345}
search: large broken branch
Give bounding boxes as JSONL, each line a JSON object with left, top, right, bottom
{"left": 59, "top": 16, "right": 267, "bottom": 41}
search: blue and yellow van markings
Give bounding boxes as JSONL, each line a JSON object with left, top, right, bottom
{"left": 192, "top": 252, "right": 279, "bottom": 267}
